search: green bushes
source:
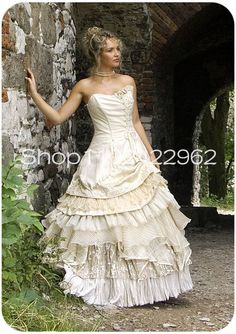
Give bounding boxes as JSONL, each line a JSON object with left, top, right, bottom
{"left": 2, "top": 154, "right": 44, "bottom": 294}
{"left": 2, "top": 155, "right": 96, "bottom": 331}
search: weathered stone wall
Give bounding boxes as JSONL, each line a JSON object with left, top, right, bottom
{"left": 2, "top": 2, "right": 78, "bottom": 212}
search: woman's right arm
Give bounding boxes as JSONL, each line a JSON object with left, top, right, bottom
{"left": 25, "top": 68, "right": 84, "bottom": 126}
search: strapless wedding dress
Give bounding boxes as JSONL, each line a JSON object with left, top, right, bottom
{"left": 39, "top": 84, "right": 193, "bottom": 307}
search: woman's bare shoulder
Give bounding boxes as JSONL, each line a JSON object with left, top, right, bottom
{"left": 73, "top": 78, "right": 93, "bottom": 93}
{"left": 116, "top": 73, "right": 135, "bottom": 86}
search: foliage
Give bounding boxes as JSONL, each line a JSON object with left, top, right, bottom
{"left": 1, "top": 155, "right": 62, "bottom": 298}
{"left": 2, "top": 155, "right": 101, "bottom": 331}
{"left": 201, "top": 192, "right": 234, "bottom": 210}
{"left": 199, "top": 89, "right": 234, "bottom": 206}
{"left": 225, "top": 121, "right": 234, "bottom": 190}
{"left": 2, "top": 154, "right": 44, "bottom": 292}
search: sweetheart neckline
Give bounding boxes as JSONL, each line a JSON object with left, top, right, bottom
{"left": 85, "top": 84, "right": 134, "bottom": 106}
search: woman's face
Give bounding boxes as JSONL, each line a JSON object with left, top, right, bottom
{"left": 99, "top": 38, "right": 121, "bottom": 69}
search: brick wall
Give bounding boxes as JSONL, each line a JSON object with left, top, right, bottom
{"left": 72, "top": 3, "right": 155, "bottom": 146}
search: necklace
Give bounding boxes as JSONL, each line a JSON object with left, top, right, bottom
{"left": 94, "top": 70, "right": 115, "bottom": 77}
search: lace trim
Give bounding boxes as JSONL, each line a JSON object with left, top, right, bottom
{"left": 114, "top": 84, "right": 134, "bottom": 112}
{"left": 40, "top": 235, "right": 192, "bottom": 280}
{"left": 55, "top": 172, "right": 168, "bottom": 215}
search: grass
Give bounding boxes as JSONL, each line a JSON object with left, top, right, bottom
{"left": 200, "top": 192, "right": 234, "bottom": 211}
{"left": 2, "top": 282, "right": 104, "bottom": 332}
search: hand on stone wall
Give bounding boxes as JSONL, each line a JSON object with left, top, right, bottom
{"left": 24, "top": 68, "right": 59, "bottom": 127}
{"left": 25, "top": 68, "right": 37, "bottom": 96}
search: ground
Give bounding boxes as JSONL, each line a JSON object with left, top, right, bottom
{"left": 62, "top": 213, "right": 234, "bottom": 332}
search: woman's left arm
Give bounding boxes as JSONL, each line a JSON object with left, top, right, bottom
{"left": 130, "top": 78, "right": 160, "bottom": 169}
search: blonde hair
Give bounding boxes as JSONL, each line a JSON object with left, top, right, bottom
{"left": 82, "top": 26, "right": 123, "bottom": 75}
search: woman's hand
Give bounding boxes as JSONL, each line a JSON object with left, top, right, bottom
{"left": 25, "top": 68, "right": 37, "bottom": 96}
{"left": 25, "top": 68, "right": 55, "bottom": 129}
{"left": 149, "top": 151, "right": 161, "bottom": 170}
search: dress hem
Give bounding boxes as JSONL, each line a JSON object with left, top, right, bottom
{"left": 59, "top": 263, "right": 193, "bottom": 307}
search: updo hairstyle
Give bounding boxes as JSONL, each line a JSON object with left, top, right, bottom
{"left": 82, "top": 26, "right": 123, "bottom": 75}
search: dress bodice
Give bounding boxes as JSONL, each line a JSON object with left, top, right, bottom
{"left": 86, "top": 84, "right": 136, "bottom": 142}
{"left": 63, "top": 84, "right": 160, "bottom": 197}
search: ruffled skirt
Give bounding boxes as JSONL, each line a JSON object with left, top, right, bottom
{"left": 38, "top": 167, "right": 193, "bottom": 307}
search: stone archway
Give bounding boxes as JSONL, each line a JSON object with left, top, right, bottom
{"left": 148, "top": 3, "right": 234, "bottom": 204}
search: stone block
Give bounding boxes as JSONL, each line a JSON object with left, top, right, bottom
{"left": 15, "top": 25, "right": 26, "bottom": 54}
{"left": 143, "top": 96, "right": 154, "bottom": 103}
{"left": 41, "top": 4, "right": 56, "bottom": 45}
{"left": 25, "top": 36, "right": 54, "bottom": 97}
{"left": 130, "top": 50, "right": 146, "bottom": 63}
{"left": 2, "top": 135, "right": 14, "bottom": 167}
{"left": 8, "top": 3, "right": 30, "bottom": 34}
{"left": 2, "top": 90, "right": 21, "bottom": 134}
{"left": 143, "top": 123, "right": 152, "bottom": 130}
{"left": 3, "top": 53, "right": 26, "bottom": 89}
{"left": 143, "top": 70, "right": 153, "bottom": 78}
{"left": 142, "top": 77, "right": 153, "bottom": 85}
{"left": 31, "top": 3, "right": 41, "bottom": 39}
{"left": 2, "top": 13, "right": 10, "bottom": 34}
{"left": 140, "top": 115, "right": 153, "bottom": 123}
{"left": 2, "top": 88, "right": 9, "bottom": 103}
{"left": 2, "top": 32, "right": 14, "bottom": 52}
{"left": 31, "top": 182, "right": 52, "bottom": 213}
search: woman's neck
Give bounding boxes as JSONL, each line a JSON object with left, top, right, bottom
{"left": 96, "top": 66, "right": 114, "bottom": 73}
{"left": 93, "top": 67, "right": 116, "bottom": 78}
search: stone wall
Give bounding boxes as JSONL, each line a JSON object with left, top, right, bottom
{"left": 2, "top": 2, "right": 78, "bottom": 212}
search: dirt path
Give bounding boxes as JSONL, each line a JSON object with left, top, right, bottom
{"left": 66, "top": 222, "right": 234, "bottom": 332}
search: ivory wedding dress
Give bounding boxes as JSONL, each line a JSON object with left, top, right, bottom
{"left": 39, "top": 84, "right": 193, "bottom": 307}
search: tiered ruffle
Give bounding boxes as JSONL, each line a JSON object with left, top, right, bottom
{"left": 59, "top": 264, "right": 192, "bottom": 307}
{"left": 39, "top": 169, "right": 193, "bottom": 307}
{"left": 56, "top": 171, "right": 167, "bottom": 215}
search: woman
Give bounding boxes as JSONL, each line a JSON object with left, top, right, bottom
{"left": 25, "top": 26, "right": 193, "bottom": 308}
